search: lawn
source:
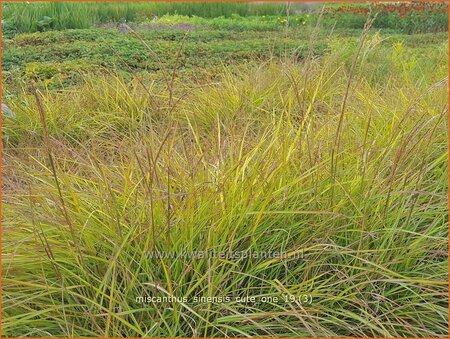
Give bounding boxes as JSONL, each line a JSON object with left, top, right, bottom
{"left": 2, "top": 2, "right": 449, "bottom": 338}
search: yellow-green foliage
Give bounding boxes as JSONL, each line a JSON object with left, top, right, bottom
{"left": 2, "top": 32, "right": 448, "bottom": 337}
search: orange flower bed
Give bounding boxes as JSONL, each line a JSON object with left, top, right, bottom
{"left": 331, "top": 3, "right": 448, "bottom": 18}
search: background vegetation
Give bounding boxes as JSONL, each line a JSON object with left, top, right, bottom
{"left": 2, "top": 1, "right": 448, "bottom": 34}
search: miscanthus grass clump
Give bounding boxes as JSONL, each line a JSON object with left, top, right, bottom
{"left": 2, "top": 39, "right": 448, "bottom": 337}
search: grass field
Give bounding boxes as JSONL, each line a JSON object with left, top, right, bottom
{"left": 2, "top": 2, "right": 449, "bottom": 338}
